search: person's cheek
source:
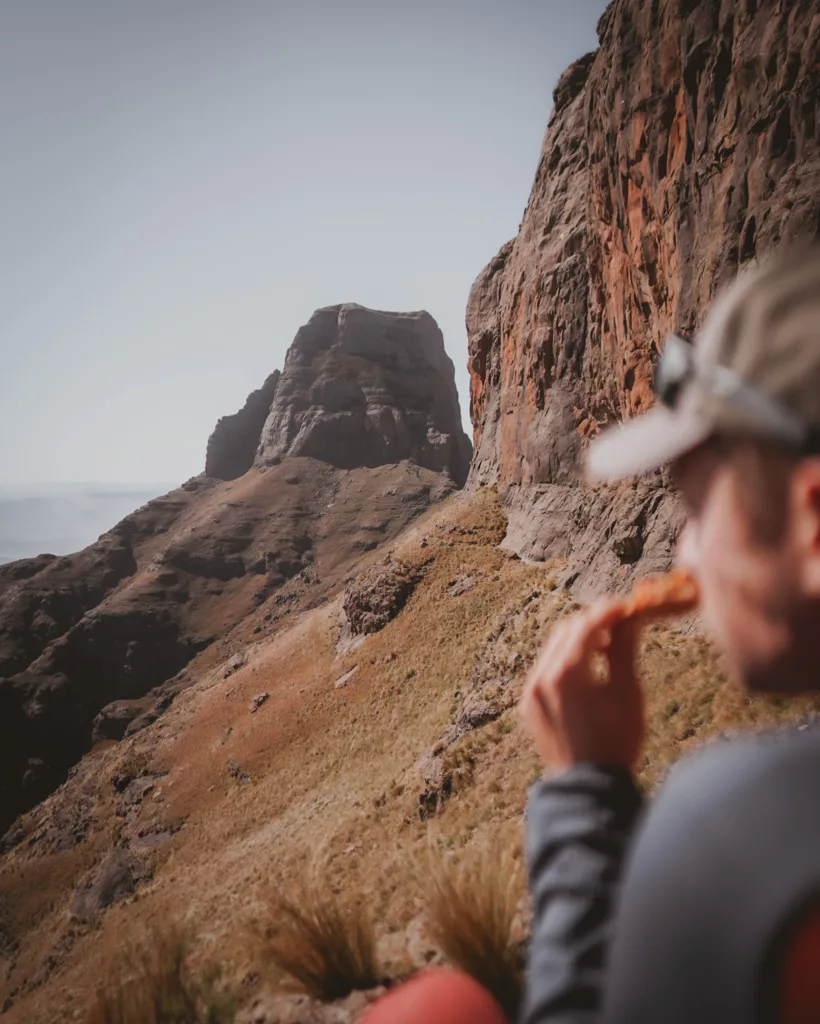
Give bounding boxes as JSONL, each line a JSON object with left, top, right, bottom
{"left": 677, "top": 517, "right": 724, "bottom": 641}
{"left": 691, "top": 505, "right": 737, "bottom": 649}
{"left": 676, "top": 516, "right": 725, "bottom": 613}
{"left": 675, "top": 520, "right": 699, "bottom": 575}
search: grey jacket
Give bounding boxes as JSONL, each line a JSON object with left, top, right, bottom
{"left": 521, "top": 764, "right": 643, "bottom": 1024}
{"left": 522, "top": 729, "right": 820, "bottom": 1024}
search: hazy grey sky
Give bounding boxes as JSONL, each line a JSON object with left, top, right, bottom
{"left": 0, "top": 0, "right": 608, "bottom": 485}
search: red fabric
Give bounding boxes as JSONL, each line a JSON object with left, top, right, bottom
{"left": 780, "top": 907, "right": 820, "bottom": 1024}
{"left": 363, "top": 969, "right": 509, "bottom": 1024}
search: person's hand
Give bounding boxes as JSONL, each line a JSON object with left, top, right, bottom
{"left": 518, "top": 601, "right": 645, "bottom": 772}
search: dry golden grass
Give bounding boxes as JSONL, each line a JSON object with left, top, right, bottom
{"left": 88, "top": 929, "right": 236, "bottom": 1024}
{"left": 636, "top": 624, "right": 820, "bottom": 790}
{"left": 423, "top": 839, "right": 525, "bottom": 1019}
{"left": 259, "top": 859, "right": 381, "bottom": 1001}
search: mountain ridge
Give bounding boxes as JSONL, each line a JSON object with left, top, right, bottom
{"left": 0, "top": 305, "right": 470, "bottom": 835}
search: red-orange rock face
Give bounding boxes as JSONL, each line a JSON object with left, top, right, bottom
{"left": 468, "top": 0, "right": 820, "bottom": 590}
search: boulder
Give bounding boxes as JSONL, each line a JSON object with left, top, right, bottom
{"left": 340, "top": 560, "right": 423, "bottom": 641}
{"left": 70, "top": 850, "right": 140, "bottom": 922}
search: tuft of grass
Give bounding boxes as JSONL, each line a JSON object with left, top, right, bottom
{"left": 261, "top": 860, "right": 382, "bottom": 1001}
{"left": 88, "top": 928, "right": 236, "bottom": 1024}
{"left": 424, "top": 839, "right": 525, "bottom": 1019}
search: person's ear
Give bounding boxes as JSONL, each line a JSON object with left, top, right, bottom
{"left": 793, "top": 459, "right": 820, "bottom": 597}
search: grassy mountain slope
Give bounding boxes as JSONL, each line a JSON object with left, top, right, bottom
{"left": 2, "top": 487, "right": 817, "bottom": 1021}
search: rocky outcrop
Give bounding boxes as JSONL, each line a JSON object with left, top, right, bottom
{"left": 338, "top": 559, "right": 423, "bottom": 650}
{"left": 468, "top": 0, "right": 820, "bottom": 592}
{"left": 205, "top": 372, "right": 280, "bottom": 480}
{"left": 0, "top": 306, "right": 470, "bottom": 835}
{"left": 256, "top": 304, "right": 472, "bottom": 486}
{"left": 205, "top": 305, "right": 471, "bottom": 486}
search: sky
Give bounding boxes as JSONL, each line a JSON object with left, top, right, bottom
{"left": 0, "top": 0, "right": 609, "bottom": 486}
{"left": 0, "top": 482, "right": 172, "bottom": 563}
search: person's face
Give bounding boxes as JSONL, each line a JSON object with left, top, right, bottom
{"left": 673, "top": 441, "right": 820, "bottom": 693}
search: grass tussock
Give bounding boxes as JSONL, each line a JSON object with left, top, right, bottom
{"left": 261, "top": 859, "right": 382, "bottom": 1002}
{"left": 88, "top": 928, "right": 236, "bottom": 1024}
{"left": 424, "top": 839, "right": 525, "bottom": 1019}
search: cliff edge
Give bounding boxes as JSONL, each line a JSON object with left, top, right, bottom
{"left": 468, "top": 0, "right": 820, "bottom": 592}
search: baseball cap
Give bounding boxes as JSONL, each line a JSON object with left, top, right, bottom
{"left": 587, "top": 246, "right": 820, "bottom": 483}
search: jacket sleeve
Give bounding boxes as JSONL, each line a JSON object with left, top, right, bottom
{"left": 520, "top": 764, "right": 645, "bottom": 1024}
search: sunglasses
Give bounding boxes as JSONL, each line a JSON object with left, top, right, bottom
{"left": 653, "top": 335, "right": 820, "bottom": 455}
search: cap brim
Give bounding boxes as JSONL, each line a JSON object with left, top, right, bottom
{"left": 586, "top": 406, "right": 712, "bottom": 483}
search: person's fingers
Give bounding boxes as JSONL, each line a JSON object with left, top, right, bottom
{"left": 533, "top": 599, "right": 625, "bottom": 662}
{"left": 561, "top": 600, "right": 631, "bottom": 668}
{"left": 523, "top": 600, "right": 635, "bottom": 709}
{"left": 607, "top": 617, "right": 641, "bottom": 691}
{"left": 521, "top": 602, "right": 626, "bottom": 702}
{"left": 517, "top": 680, "right": 535, "bottom": 722}
{"left": 518, "top": 677, "right": 557, "bottom": 761}
{"left": 534, "top": 613, "right": 581, "bottom": 666}
{"left": 577, "top": 598, "right": 634, "bottom": 634}
{"left": 523, "top": 682, "right": 564, "bottom": 763}
{"left": 521, "top": 661, "right": 556, "bottom": 716}
{"left": 523, "top": 629, "right": 573, "bottom": 692}
{"left": 523, "top": 682, "right": 554, "bottom": 740}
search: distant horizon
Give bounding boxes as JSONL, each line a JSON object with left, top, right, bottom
{"left": 0, "top": 480, "right": 178, "bottom": 491}
{"left": 0, "top": 480, "right": 177, "bottom": 563}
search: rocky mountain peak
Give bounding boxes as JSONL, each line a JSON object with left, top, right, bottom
{"left": 206, "top": 304, "right": 472, "bottom": 487}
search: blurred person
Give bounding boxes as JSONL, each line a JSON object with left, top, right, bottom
{"left": 520, "top": 246, "right": 820, "bottom": 1024}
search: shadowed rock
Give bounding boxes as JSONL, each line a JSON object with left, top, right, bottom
{"left": 205, "top": 371, "right": 281, "bottom": 481}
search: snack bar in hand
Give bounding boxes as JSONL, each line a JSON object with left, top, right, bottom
{"left": 624, "top": 569, "right": 700, "bottom": 619}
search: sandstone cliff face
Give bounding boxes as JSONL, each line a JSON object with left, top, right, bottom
{"left": 0, "top": 306, "right": 470, "bottom": 835}
{"left": 255, "top": 304, "right": 472, "bottom": 486}
{"left": 468, "top": 0, "right": 820, "bottom": 591}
